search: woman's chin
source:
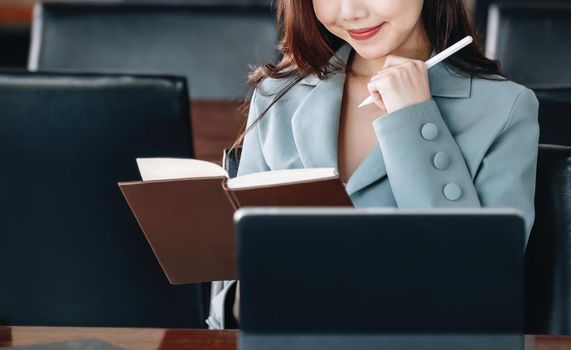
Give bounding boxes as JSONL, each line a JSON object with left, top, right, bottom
{"left": 351, "top": 44, "right": 394, "bottom": 61}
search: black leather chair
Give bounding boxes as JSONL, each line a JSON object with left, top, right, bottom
{"left": 0, "top": 27, "right": 29, "bottom": 69}
{"left": 525, "top": 144, "right": 571, "bottom": 334}
{"left": 0, "top": 72, "right": 204, "bottom": 327}
{"left": 474, "top": 0, "right": 570, "bottom": 41}
{"left": 484, "top": 2, "right": 571, "bottom": 145}
{"left": 534, "top": 89, "right": 571, "bottom": 146}
{"left": 485, "top": 2, "right": 571, "bottom": 88}
{"left": 28, "top": 2, "right": 278, "bottom": 100}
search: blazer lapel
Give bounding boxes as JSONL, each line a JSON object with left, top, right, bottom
{"left": 291, "top": 45, "right": 351, "bottom": 169}
{"left": 429, "top": 57, "right": 472, "bottom": 98}
{"left": 291, "top": 74, "right": 345, "bottom": 169}
{"left": 345, "top": 145, "right": 387, "bottom": 195}
{"left": 290, "top": 45, "right": 472, "bottom": 195}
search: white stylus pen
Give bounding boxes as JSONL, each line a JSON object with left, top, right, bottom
{"left": 358, "top": 35, "right": 474, "bottom": 108}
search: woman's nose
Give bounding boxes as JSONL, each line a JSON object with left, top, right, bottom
{"left": 339, "top": 0, "right": 368, "bottom": 22}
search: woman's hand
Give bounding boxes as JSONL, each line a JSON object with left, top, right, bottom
{"left": 366, "top": 55, "right": 431, "bottom": 113}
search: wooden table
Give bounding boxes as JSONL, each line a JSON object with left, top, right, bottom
{"left": 0, "top": 327, "right": 236, "bottom": 350}
{"left": 1, "top": 327, "right": 571, "bottom": 350}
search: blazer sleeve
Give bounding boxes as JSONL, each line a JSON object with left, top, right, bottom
{"left": 372, "top": 88, "right": 539, "bottom": 241}
{"left": 237, "top": 88, "right": 270, "bottom": 177}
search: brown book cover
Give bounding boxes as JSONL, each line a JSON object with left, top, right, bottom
{"left": 119, "top": 168, "right": 352, "bottom": 285}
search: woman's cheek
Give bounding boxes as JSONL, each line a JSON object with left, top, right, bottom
{"left": 312, "top": 0, "right": 338, "bottom": 26}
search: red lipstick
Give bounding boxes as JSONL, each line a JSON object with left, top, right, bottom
{"left": 347, "top": 23, "right": 384, "bottom": 41}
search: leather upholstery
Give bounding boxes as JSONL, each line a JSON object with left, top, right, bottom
{"left": 0, "top": 27, "right": 29, "bottom": 68}
{"left": 525, "top": 144, "right": 571, "bottom": 334}
{"left": 475, "top": 0, "right": 569, "bottom": 40}
{"left": 0, "top": 72, "right": 204, "bottom": 327}
{"left": 484, "top": 2, "right": 571, "bottom": 146}
{"left": 485, "top": 2, "right": 571, "bottom": 88}
{"left": 29, "top": 3, "right": 278, "bottom": 100}
{"left": 535, "top": 89, "right": 571, "bottom": 146}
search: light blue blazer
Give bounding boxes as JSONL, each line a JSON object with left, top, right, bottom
{"left": 239, "top": 44, "right": 539, "bottom": 237}
{"left": 207, "top": 44, "right": 540, "bottom": 329}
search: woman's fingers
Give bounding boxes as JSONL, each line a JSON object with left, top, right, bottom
{"left": 367, "top": 80, "right": 387, "bottom": 112}
{"left": 365, "top": 55, "right": 429, "bottom": 112}
{"left": 367, "top": 62, "right": 409, "bottom": 111}
{"left": 375, "top": 96, "right": 387, "bottom": 112}
{"left": 370, "top": 69, "right": 393, "bottom": 82}
{"left": 364, "top": 55, "right": 431, "bottom": 113}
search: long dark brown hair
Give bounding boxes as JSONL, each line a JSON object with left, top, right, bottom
{"left": 233, "top": 0, "right": 503, "bottom": 149}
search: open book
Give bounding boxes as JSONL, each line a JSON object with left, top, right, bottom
{"left": 119, "top": 158, "right": 352, "bottom": 284}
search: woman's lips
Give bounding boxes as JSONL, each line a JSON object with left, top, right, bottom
{"left": 347, "top": 23, "right": 384, "bottom": 41}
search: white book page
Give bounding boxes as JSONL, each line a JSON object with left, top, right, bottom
{"left": 226, "top": 168, "right": 338, "bottom": 190}
{"left": 136, "top": 158, "right": 228, "bottom": 181}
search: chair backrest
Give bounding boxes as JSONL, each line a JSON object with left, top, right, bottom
{"left": 485, "top": 2, "right": 571, "bottom": 88}
{"left": 0, "top": 72, "right": 204, "bottom": 327}
{"left": 525, "top": 144, "right": 571, "bottom": 334}
{"left": 474, "top": 0, "right": 569, "bottom": 41}
{"left": 535, "top": 89, "right": 571, "bottom": 146}
{"left": 29, "top": 2, "right": 279, "bottom": 100}
{"left": 0, "top": 27, "right": 29, "bottom": 69}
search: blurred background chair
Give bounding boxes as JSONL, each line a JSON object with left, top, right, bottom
{"left": 485, "top": 2, "right": 571, "bottom": 88}
{"left": 485, "top": 2, "right": 571, "bottom": 146}
{"left": 28, "top": 2, "right": 279, "bottom": 163}
{"left": 0, "top": 0, "right": 276, "bottom": 71}
{"left": 474, "top": 0, "right": 570, "bottom": 41}
{"left": 525, "top": 144, "right": 571, "bottom": 335}
{"left": 0, "top": 72, "right": 204, "bottom": 328}
{"left": 534, "top": 89, "right": 571, "bottom": 146}
{"left": 29, "top": 2, "right": 277, "bottom": 100}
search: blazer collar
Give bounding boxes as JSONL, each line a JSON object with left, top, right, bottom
{"left": 292, "top": 44, "right": 471, "bottom": 195}
{"left": 428, "top": 59, "right": 472, "bottom": 98}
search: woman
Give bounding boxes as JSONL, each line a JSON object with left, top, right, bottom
{"left": 206, "top": 0, "right": 539, "bottom": 329}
